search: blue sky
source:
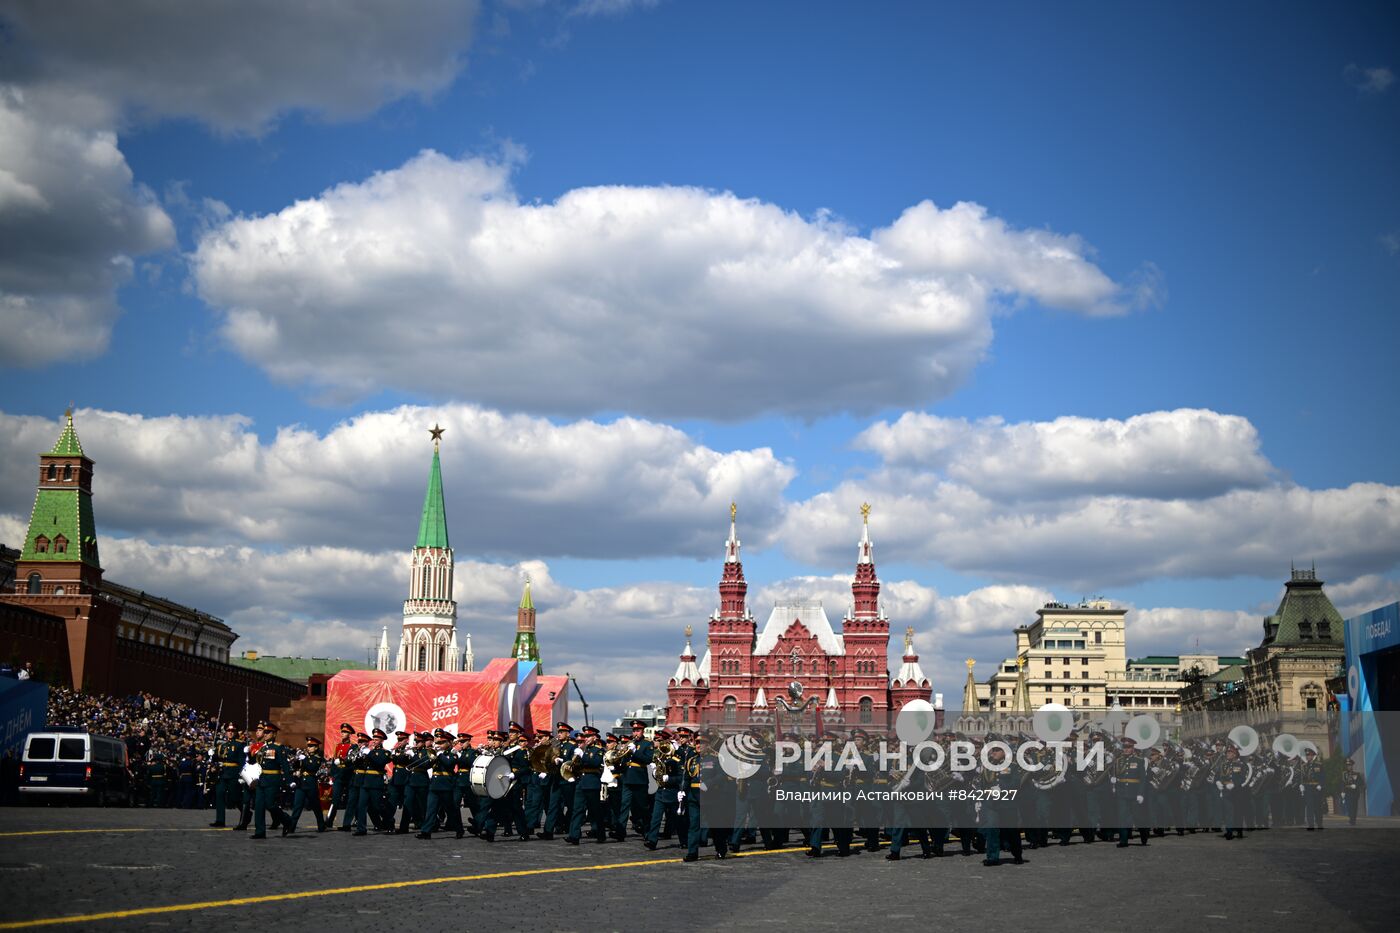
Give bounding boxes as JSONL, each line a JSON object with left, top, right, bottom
{"left": 2, "top": 1, "right": 1398, "bottom": 718}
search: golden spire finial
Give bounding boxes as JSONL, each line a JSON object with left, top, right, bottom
{"left": 860, "top": 501, "right": 871, "bottom": 524}
{"left": 730, "top": 501, "right": 737, "bottom": 522}
{"left": 965, "top": 658, "right": 975, "bottom": 671}
{"left": 904, "top": 626, "right": 914, "bottom": 651}
{"left": 429, "top": 423, "right": 445, "bottom": 449}
{"left": 65, "top": 403, "right": 74, "bottom": 425}
{"left": 684, "top": 624, "right": 693, "bottom": 639}
{"left": 1016, "top": 655, "right": 1026, "bottom": 670}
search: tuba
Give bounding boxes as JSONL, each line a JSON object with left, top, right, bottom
{"left": 651, "top": 738, "right": 675, "bottom": 785}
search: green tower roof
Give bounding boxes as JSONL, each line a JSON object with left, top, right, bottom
{"left": 415, "top": 447, "right": 450, "bottom": 549}
{"left": 22, "top": 413, "right": 99, "bottom": 567}
{"left": 48, "top": 410, "right": 85, "bottom": 457}
{"left": 519, "top": 579, "right": 533, "bottom": 610}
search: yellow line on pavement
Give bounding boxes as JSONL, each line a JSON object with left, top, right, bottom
{"left": 0, "top": 855, "right": 680, "bottom": 929}
{"left": 0, "top": 828, "right": 232, "bottom": 838}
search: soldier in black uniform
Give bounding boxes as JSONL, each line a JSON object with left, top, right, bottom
{"left": 1112, "top": 736, "right": 1150, "bottom": 847}
{"left": 210, "top": 724, "right": 243, "bottom": 827}
{"left": 1218, "top": 743, "right": 1252, "bottom": 840}
{"left": 1341, "top": 758, "right": 1365, "bottom": 825}
{"left": 417, "top": 729, "right": 465, "bottom": 840}
{"left": 286, "top": 735, "right": 327, "bottom": 835}
{"left": 1299, "top": 747, "right": 1325, "bottom": 830}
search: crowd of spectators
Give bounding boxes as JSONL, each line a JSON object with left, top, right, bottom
{"left": 2, "top": 684, "right": 228, "bottom": 807}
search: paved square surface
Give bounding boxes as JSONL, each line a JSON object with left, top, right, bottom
{"left": 0, "top": 808, "right": 1396, "bottom": 931}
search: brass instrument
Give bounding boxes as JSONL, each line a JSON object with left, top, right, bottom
{"left": 529, "top": 739, "right": 561, "bottom": 778}
{"left": 1081, "top": 748, "right": 1114, "bottom": 787}
{"left": 559, "top": 756, "right": 578, "bottom": 781}
{"left": 652, "top": 738, "right": 676, "bottom": 785}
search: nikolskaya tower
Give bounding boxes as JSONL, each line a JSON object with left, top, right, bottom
{"left": 378, "top": 424, "right": 461, "bottom": 672}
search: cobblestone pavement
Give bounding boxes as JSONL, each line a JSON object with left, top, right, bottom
{"left": 0, "top": 808, "right": 1396, "bottom": 932}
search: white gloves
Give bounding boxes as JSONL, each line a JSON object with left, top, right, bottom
{"left": 553, "top": 757, "right": 563, "bottom": 765}
{"left": 1135, "top": 795, "right": 1143, "bottom": 805}
{"left": 573, "top": 747, "right": 584, "bottom": 758}
{"left": 677, "top": 790, "right": 686, "bottom": 803}
{"left": 1109, "top": 777, "right": 1118, "bottom": 784}
{"left": 699, "top": 782, "right": 708, "bottom": 792}
{"left": 1215, "top": 781, "right": 1224, "bottom": 791}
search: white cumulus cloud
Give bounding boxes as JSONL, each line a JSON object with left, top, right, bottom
{"left": 0, "top": 404, "right": 793, "bottom": 560}
{"left": 856, "top": 408, "right": 1275, "bottom": 500}
{"left": 191, "top": 150, "right": 1144, "bottom": 419}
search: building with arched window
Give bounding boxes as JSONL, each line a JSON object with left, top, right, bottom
{"left": 665, "top": 505, "right": 933, "bottom": 731}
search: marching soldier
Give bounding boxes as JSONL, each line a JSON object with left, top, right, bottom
{"left": 1217, "top": 743, "right": 1252, "bottom": 840}
{"left": 147, "top": 748, "right": 169, "bottom": 808}
{"left": 417, "top": 730, "right": 465, "bottom": 840}
{"left": 567, "top": 726, "right": 608, "bottom": 845}
{"left": 504, "top": 728, "right": 531, "bottom": 839}
{"left": 546, "top": 722, "right": 575, "bottom": 838}
{"left": 326, "top": 722, "right": 354, "bottom": 826}
{"left": 251, "top": 724, "right": 289, "bottom": 840}
{"left": 453, "top": 733, "right": 480, "bottom": 835}
{"left": 1341, "top": 757, "right": 1365, "bottom": 825}
{"left": 209, "top": 723, "right": 243, "bottom": 828}
{"left": 236, "top": 724, "right": 267, "bottom": 831}
{"left": 387, "top": 731, "right": 412, "bottom": 831}
{"left": 286, "top": 735, "right": 326, "bottom": 835}
{"left": 338, "top": 732, "right": 368, "bottom": 832}
{"left": 977, "top": 742, "right": 1020, "bottom": 866}
{"left": 1112, "top": 736, "right": 1150, "bottom": 847}
{"left": 354, "top": 728, "right": 391, "bottom": 835}
{"left": 675, "top": 727, "right": 704, "bottom": 861}
{"left": 477, "top": 731, "right": 509, "bottom": 842}
{"left": 620, "top": 719, "right": 654, "bottom": 840}
{"left": 1300, "top": 747, "right": 1325, "bottom": 830}
{"left": 645, "top": 729, "right": 683, "bottom": 850}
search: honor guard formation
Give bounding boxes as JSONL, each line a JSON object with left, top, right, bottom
{"left": 204, "top": 718, "right": 1360, "bottom": 865}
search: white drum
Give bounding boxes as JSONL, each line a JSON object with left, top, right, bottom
{"left": 240, "top": 761, "right": 262, "bottom": 786}
{"left": 470, "top": 753, "right": 515, "bottom": 800}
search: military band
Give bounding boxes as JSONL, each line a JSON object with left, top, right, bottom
{"left": 206, "top": 720, "right": 1357, "bottom": 864}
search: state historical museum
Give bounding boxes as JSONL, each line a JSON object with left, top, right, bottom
{"left": 665, "top": 505, "right": 932, "bottom": 731}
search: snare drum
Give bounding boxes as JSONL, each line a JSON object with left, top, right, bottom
{"left": 240, "top": 761, "right": 262, "bottom": 786}
{"left": 469, "top": 753, "right": 515, "bottom": 799}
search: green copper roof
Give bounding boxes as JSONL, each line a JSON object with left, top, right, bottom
{"left": 20, "top": 488, "right": 100, "bottom": 567}
{"left": 230, "top": 655, "right": 368, "bottom": 683}
{"left": 415, "top": 448, "right": 450, "bottom": 549}
{"left": 48, "top": 411, "right": 85, "bottom": 457}
{"left": 519, "top": 580, "right": 533, "bottom": 610}
{"left": 1262, "top": 573, "right": 1344, "bottom": 650}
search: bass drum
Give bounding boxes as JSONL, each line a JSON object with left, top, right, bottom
{"left": 470, "top": 754, "right": 515, "bottom": 800}
{"left": 240, "top": 761, "right": 262, "bottom": 786}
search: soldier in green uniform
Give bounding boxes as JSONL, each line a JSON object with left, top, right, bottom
{"left": 1112, "top": 736, "right": 1150, "bottom": 847}
{"left": 567, "top": 726, "right": 608, "bottom": 844}
{"left": 417, "top": 730, "right": 464, "bottom": 839}
{"left": 354, "top": 728, "right": 391, "bottom": 835}
{"left": 675, "top": 727, "right": 704, "bottom": 861}
{"left": 453, "top": 733, "right": 479, "bottom": 835}
{"left": 285, "top": 735, "right": 326, "bottom": 835}
{"left": 645, "top": 729, "right": 681, "bottom": 850}
{"left": 338, "top": 732, "right": 368, "bottom": 831}
{"left": 251, "top": 724, "right": 289, "bottom": 840}
{"left": 978, "top": 742, "right": 1019, "bottom": 866}
{"left": 209, "top": 724, "right": 243, "bottom": 827}
{"left": 619, "top": 719, "right": 653, "bottom": 840}
{"left": 397, "top": 733, "right": 431, "bottom": 833}
{"left": 1299, "top": 747, "right": 1325, "bottom": 830}
{"left": 386, "top": 731, "right": 411, "bottom": 831}
{"left": 502, "top": 726, "right": 531, "bottom": 838}
{"left": 146, "top": 748, "right": 168, "bottom": 808}
{"left": 1341, "top": 757, "right": 1365, "bottom": 825}
{"left": 546, "top": 722, "right": 574, "bottom": 838}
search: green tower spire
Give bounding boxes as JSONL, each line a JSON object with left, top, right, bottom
{"left": 416, "top": 425, "right": 450, "bottom": 549}
{"left": 513, "top": 576, "right": 541, "bottom": 668}
{"left": 21, "top": 409, "right": 101, "bottom": 570}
